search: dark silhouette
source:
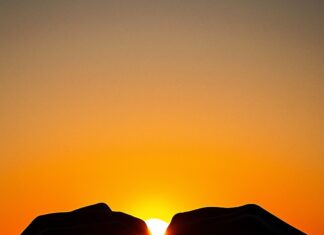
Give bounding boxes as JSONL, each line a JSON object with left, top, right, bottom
{"left": 166, "top": 204, "right": 305, "bottom": 235}
{"left": 22, "top": 203, "right": 306, "bottom": 235}
{"left": 21, "top": 203, "right": 149, "bottom": 235}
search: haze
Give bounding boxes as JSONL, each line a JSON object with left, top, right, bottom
{"left": 0, "top": 1, "right": 323, "bottom": 234}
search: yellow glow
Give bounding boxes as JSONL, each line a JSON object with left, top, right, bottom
{"left": 146, "top": 218, "right": 168, "bottom": 235}
{"left": 0, "top": 2, "right": 323, "bottom": 235}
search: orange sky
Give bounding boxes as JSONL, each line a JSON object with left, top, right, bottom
{"left": 0, "top": 1, "right": 323, "bottom": 234}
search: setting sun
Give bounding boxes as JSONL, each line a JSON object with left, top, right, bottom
{"left": 146, "top": 218, "right": 168, "bottom": 235}
{"left": 0, "top": 1, "right": 322, "bottom": 234}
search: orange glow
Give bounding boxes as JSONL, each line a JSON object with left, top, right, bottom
{"left": 0, "top": 1, "right": 323, "bottom": 235}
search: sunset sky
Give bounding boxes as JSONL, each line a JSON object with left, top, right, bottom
{"left": 0, "top": 1, "right": 323, "bottom": 234}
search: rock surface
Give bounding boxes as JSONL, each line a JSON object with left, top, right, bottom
{"left": 166, "top": 204, "right": 305, "bottom": 235}
{"left": 21, "top": 203, "right": 149, "bottom": 235}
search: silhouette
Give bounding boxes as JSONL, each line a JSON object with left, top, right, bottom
{"left": 166, "top": 204, "right": 305, "bottom": 235}
{"left": 22, "top": 203, "right": 305, "bottom": 235}
{"left": 21, "top": 203, "right": 149, "bottom": 235}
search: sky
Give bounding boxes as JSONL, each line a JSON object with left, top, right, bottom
{"left": 0, "top": 1, "right": 323, "bottom": 234}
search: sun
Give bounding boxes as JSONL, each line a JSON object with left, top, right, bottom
{"left": 145, "top": 218, "right": 169, "bottom": 235}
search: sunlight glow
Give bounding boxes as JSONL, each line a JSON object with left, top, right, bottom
{"left": 146, "top": 218, "right": 168, "bottom": 235}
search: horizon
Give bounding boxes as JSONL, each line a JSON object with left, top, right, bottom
{"left": 1, "top": 1, "right": 323, "bottom": 234}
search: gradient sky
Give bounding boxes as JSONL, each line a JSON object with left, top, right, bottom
{"left": 1, "top": 1, "right": 323, "bottom": 234}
